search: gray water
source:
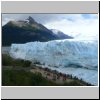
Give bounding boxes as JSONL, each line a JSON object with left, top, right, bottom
{"left": 2, "top": 47, "right": 11, "bottom": 54}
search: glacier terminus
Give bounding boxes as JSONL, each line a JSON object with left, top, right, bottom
{"left": 9, "top": 39, "right": 98, "bottom": 85}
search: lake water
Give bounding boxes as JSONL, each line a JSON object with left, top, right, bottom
{"left": 2, "top": 47, "right": 11, "bottom": 54}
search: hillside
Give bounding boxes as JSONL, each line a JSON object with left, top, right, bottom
{"left": 2, "top": 16, "right": 72, "bottom": 46}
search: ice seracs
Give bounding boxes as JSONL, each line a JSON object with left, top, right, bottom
{"left": 10, "top": 39, "right": 98, "bottom": 70}
{"left": 9, "top": 39, "right": 98, "bottom": 85}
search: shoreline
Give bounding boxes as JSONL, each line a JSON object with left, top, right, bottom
{"left": 35, "top": 64, "right": 98, "bottom": 86}
{"left": 30, "top": 64, "right": 93, "bottom": 86}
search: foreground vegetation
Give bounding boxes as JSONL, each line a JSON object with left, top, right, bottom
{"left": 2, "top": 54, "right": 31, "bottom": 67}
{"left": 2, "top": 54, "right": 92, "bottom": 86}
{"left": 2, "top": 70, "right": 59, "bottom": 86}
{"left": 3, "top": 69, "right": 91, "bottom": 86}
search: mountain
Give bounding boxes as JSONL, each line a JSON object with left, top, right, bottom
{"left": 2, "top": 16, "right": 58, "bottom": 46}
{"left": 51, "top": 29, "right": 73, "bottom": 39}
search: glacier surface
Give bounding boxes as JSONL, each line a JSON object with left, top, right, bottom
{"left": 9, "top": 39, "right": 98, "bottom": 85}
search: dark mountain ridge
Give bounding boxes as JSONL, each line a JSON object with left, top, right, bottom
{"left": 2, "top": 16, "right": 72, "bottom": 46}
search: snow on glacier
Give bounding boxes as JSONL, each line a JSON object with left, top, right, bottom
{"left": 9, "top": 39, "right": 98, "bottom": 85}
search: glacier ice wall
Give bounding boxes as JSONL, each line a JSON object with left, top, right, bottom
{"left": 10, "top": 39, "right": 98, "bottom": 70}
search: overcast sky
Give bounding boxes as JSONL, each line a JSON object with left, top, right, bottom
{"left": 2, "top": 14, "right": 99, "bottom": 39}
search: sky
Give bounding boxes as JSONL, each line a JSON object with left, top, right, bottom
{"left": 2, "top": 14, "right": 99, "bottom": 40}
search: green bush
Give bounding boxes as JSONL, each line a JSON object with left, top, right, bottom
{"left": 22, "top": 60, "right": 31, "bottom": 67}
{"left": 2, "top": 54, "right": 31, "bottom": 67}
{"left": 2, "top": 54, "right": 13, "bottom": 66}
{"left": 2, "top": 70, "right": 58, "bottom": 86}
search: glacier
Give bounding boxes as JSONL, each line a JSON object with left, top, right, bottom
{"left": 9, "top": 39, "right": 98, "bottom": 85}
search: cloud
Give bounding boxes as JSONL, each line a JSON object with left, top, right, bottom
{"left": 2, "top": 17, "right": 14, "bottom": 25}
{"left": 2, "top": 14, "right": 98, "bottom": 40}
{"left": 2, "top": 14, "right": 22, "bottom": 25}
{"left": 2, "top": 14, "right": 67, "bottom": 25}
{"left": 44, "top": 14, "right": 99, "bottom": 40}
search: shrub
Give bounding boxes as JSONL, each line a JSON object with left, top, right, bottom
{"left": 2, "top": 54, "right": 31, "bottom": 67}
{"left": 33, "top": 61, "right": 41, "bottom": 65}
{"left": 22, "top": 60, "right": 31, "bottom": 67}
{"left": 2, "top": 70, "right": 58, "bottom": 86}
{"left": 2, "top": 54, "right": 13, "bottom": 66}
